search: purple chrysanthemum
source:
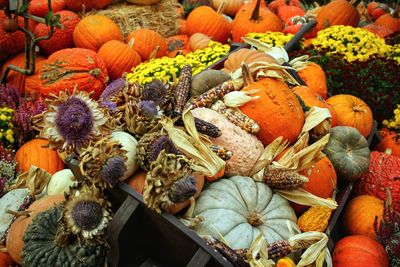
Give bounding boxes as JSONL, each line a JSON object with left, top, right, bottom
{"left": 169, "top": 175, "right": 197, "bottom": 203}
{"left": 71, "top": 200, "right": 104, "bottom": 231}
{"left": 55, "top": 96, "right": 94, "bottom": 146}
{"left": 99, "top": 156, "right": 125, "bottom": 186}
{"left": 148, "top": 135, "right": 178, "bottom": 163}
{"left": 139, "top": 100, "right": 158, "bottom": 118}
{"left": 100, "top": 78, "right": 126, "bottom": 100}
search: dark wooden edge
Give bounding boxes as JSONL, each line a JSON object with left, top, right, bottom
{"left": 107, "top": 196, "right": 140, "bottom": 267}
{"left": 284, "top": 20, "right": 317, "bottom": 52}
{"left": 115, "top": 182, "right": 234, "bottom": 267}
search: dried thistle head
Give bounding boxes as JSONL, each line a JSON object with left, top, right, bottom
{"left": 32, "top": 90, "right": 111, "bottom": 154}
{"left": 168, "top": 175, "right": 198, "bottom": 204}
{"left": 79, "top": 137, "right": 127, "bottom": 188}
{"left": 63, "top": 185, "right": 111, "bottom": 241}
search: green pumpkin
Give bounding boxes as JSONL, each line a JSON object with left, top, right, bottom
{"left": 22, "top": 207, "right": 108, "bottom": 267}
{"left": 323, "top": 126, "right": 370, "bottom": 183}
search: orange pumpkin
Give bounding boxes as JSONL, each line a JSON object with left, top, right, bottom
{"left": 232, "top": 0, "right": 282, "bottom": 43}
{"left": 0, "top": 251, "right": 14, "bottom": 266}
{"left": 277, "top": 5, "right": 305, "bottom": 23}
{"left": 126, "top": 171, "right": 205, "bottom": 214}
{"left": 73, "top": 15, "right": 123, "bottom": 52}
{"left": 126, "top": 29, "right": 167, "bottom": 61}
{"left": 239, "top": 77, "right": 304, "bottom": 145}
{"left": 186, "top": 6, "right": 232, "bottom": 43}
{"left": 15, "top": 139, "right": 64, "bottom": 175}
{"left": 0, "top": 11, "right": 26, "bottom": 62}
{"left": 6, "top": 195, "right": 64, "bottom": 265}
{"left": 98, "top": 40, "right": 142, "bottom": 80}
{"left": 293, "top": 86, "right": 337, "bottom": 126}
{"left": 342, "top": 195, "right": 384, "bottom": 239}
{"left": 28, "top": 0, "right": 65, "bottom": 17}
{"left": 374, "top": 14, "right": 400, "bottom": 33}
{"left": 34, "top": 10, "right": 80, "bottom": 56}
{"left": 297, "top": 62, "right": 328, "bottom": 99}
{"left": 375, "top": 132, "right": 400, "bottom": 157}
{"left": 189, "top": 33, "right": 212, "bottom": 51}
{"left": 64, "top": 0, "right": 113, "bottom": 12}
{"left": 316, "top": 0, "right": 360, "bottom": 31}
{"left": 221, "top": 48, "right": 278, "bottom": 73}
{"left": 326, "top": 94, "right": 373, "bottom": 137}
{"left": 211, "top": 0, "right": 245, "bottom": 17}
{"left": 39, "top": 48, "right": 108, "bottom": 99}
{"left": 333, "top": 235, "right": 389, "bottom": 267}
{"left": 292, "top": 156, "right": 337, "bottom": 214}
{"left": 0, "top": 53, "right": 45, "bottom": 95}
{"left": 24, "top": 58, "right": 46, "bottom": 95}
{"left": 362, "top": 24, "right": 394, "bottom": 38}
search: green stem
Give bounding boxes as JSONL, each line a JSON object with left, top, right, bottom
{"left": 352, "top": 0, "right": 362, "bottom": 7}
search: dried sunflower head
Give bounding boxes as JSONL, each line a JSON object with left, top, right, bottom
{"left": 32, "top": 89, "right": 111, "bottom": 154}
{"left": 63, "top": 185, "right": 112, "bottom": 241}
{"left": 79, "top": 137, "right": 127, "bottom": 188}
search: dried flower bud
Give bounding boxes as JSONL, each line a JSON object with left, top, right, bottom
{"left": 168, "top": 175, "right": 197, "bottom": 203}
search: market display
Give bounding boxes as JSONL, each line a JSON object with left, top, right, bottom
{"left": 0, "top": 0, "right": 399, "bottom": 266}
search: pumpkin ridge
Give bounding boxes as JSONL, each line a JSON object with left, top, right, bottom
{"left": 209, "top": 181, "right": 250, "bottom": 211}
{"left": 200, "top": 189, "right": 248, "bottom": 213}
{"left": 224, "top": 221, "right": 249, "bottom": 237}
{"left": 197, "top": 206, "right": 248, "bottom": 218}
{"left": 256, "top": 182, "right": 273, "bottom": 213}
{"left": 232, "top": 180, "right": 252, "bottom": 212}
{"left": 258, "top": 224, "right": 287, "bottom": 240}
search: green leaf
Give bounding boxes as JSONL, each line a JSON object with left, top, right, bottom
{"left": 51, "top": 14, "right": 61, "bottom": 27}
{"left": 45, "top": 11, "right": 54, "bottom": 26}
{"left": 17, "top": 2, "right": 29, "bottom": 14}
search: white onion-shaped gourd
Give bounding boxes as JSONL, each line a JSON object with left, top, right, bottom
{"left": 111, "top": 131, "right": 139, "bottom": 181}
{"left": 0, "top": 188, "right": 29, "bottom": 236}
{"left": 46, "top": 169, "right": 77, "bottom": 196}
{"left": 191, "top": 176, "right": 300, "bottom": 249}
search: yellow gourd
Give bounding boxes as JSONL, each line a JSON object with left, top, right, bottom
{"left": 297, "top": 203, "right": 333, "bottom": 232}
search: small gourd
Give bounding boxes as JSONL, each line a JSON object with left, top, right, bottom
{"left": 0, "top": 188, "right": 29, "bottom": 237}
{"left": 297, "top": 204, "right": 333, "bottom": 232}
{"left": 191, "top": 70, "right": 230, "bottom": 97}
{"left": 276, "top": 257, "right": 296, "bottom": 267}
{"left": 46, "top": 169, "right": 77, "bottom": 196}
{"left": 111, "top": 131, "right": 139, "bottom": 181}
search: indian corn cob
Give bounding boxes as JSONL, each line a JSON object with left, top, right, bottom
{"left": 174, "top": 117, "right": 222, "bottom": 138}
{"left": 264, "top": 168, "right": 308, "bottom": 190}
{"left": 174, "top": 64, "right": 192, "bottom": 116}
{"left": 211, "top": 100, "right": 260, "bottom": 134}
{"left": 210, "top": 145, "right": 233, "bottom": 161}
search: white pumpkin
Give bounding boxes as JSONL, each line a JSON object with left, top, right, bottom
{"left": 46, "top": 169, "right": 77, "bottom": 196}
{"left": 190, "top": 176, "right": 300, "bottom": 249}
{"left": 0, "top": 188, "right": 29, "bottom": 236}
{"left": 111, "top": 131, "right": 139, "bottom": 181}
{"left": 191, "top": 108, "right": 264, "bottom": 177}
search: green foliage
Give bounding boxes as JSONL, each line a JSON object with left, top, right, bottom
{"left": 290, "top": 46, "right": 400, "bottom": 125}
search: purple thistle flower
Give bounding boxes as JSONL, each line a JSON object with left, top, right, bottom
{"left": 100, "top": 78, "right": 126, "bottom": 100}
{"left": 55, "top": 96, "right": 94, "bottom": 146}
{"left": 148, "top": 135, "right": 178, "bottom": 163}
{"left": 141, "top": 79, "right": 167, "bottom": 106}
{"left": 71, "top": 200, "right": 104, "bottom": 231}
{"left": 169, "top": 175, "right": 197, "bottom": 203}
{"left": 139, "top": 100, "right": 158, "bottom": 118}
{"left": 99, "top": 155, "right": 125, "bottom": 186}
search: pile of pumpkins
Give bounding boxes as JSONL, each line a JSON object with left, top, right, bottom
{"left": 0, "top": 0, "right": 400, "bottom": 266}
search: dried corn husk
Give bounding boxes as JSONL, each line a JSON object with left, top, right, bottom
{"left": 85, "top": 0, "right": 179, "bottom": 38}
{"left": 246, "top": 222, "right": 332, "bottom": 267}
{"left": 223, "top": 90, "right": 260, "bottom": 108}
{"left": 160, "top": 110, "right": 226, "bottom": 178}
{"left": 9, "top": 166, "right": 51, "bottom": 197}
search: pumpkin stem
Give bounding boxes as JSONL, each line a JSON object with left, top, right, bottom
{"left": 127, "top": 38, "right": 135, "bottom": 49}
{"left": 352, "top": 0, "right": 362, "bottom": 7}
{"left": 352, "top": 106, "right": 366, "bottom": 113}
{"left": 149, "top": 45, "right": 161, "bottom": 61}
{"left": 241, "top": 63, "right": 254, "bottom": 86}
{"left": 250, "top": 0, "right": 262, "bottom": 21}
{"left": 217, "top": 0, "right": 226, "bottom": 15}
{"left": 6, "top": 209, "right": 32, "bottom": 217}
{"left": 247, "top": 212, "right": 264, "bottom": 226}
